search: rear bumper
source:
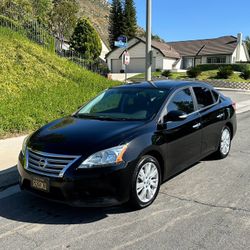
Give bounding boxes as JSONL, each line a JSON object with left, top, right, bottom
{"left": 18, "top": 153, "right": 135, "bottom": 207}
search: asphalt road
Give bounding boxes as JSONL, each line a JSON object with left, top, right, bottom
{"left": 0, "top": 107, "right": 250, "bottom": 250}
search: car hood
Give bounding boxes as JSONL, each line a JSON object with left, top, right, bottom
{"left": 28, "top": 116, "right": 146, "bottom": 156}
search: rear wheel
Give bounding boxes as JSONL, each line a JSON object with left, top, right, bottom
{"left": 130, "top": 155, "right": 161, "bottom": 209}
{"left": 216, "top": 126, "right": 231, "bottom": 159}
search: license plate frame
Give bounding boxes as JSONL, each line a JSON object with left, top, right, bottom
{"left": 31, "top": 176, "right": 50, "bottom": 193}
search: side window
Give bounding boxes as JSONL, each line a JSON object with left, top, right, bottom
{"left": 211, "top": 90, "right": 219, "bottom": 102}
{"left": 193, "top": 87, "right": 214, "bottom": 109}
{"left": 167, "top": 88, "right": 195, "bottom": 114}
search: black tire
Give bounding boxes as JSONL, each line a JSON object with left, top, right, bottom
{"left": 215, "top": 126, "right": 232, "bottom": 159}
{"left": 130, "top": 155, "right": 161, "bottom": 209}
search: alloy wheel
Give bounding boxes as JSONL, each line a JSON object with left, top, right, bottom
{"left": 220, "top": 128, "right": 231, "bottom": 156}
{"left": 136, "top": 162, "right": 159, "bottom": 203}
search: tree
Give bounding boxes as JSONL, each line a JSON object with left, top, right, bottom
{"left": 70, "top": 17, "right": 102, "bottom": 61}
{"left": 246, "top": 36, "right": 250, "bottom": 57}
{"left": 0, "top": 0, "right": 33, "bottom": 21}
{"left": 123, "top": 0, "right": 137, "bottom": 40}
{"left": 30, "top": 0, "right": 52, "bottom": 26}
{"left": 109, "top": 0, "right": 124, "bottom": 48}
{"left": 49, "top": 0, "right": 78, "bottom": 49}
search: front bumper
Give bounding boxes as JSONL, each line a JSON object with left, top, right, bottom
{"left": 17, "top": 153, "right": 135, "bottom": 207}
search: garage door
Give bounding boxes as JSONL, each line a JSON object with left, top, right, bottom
{"left": 111, "top": 59, "right": 122, "bottom": 73}
{"left": 111, "top": 58, "right": 156, "bottom": 73}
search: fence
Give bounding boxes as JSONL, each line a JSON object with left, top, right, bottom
{"left": 0, "top": 14, "right": 55, "bottom": 52}
{"left": 0, "top": 8, "right": 109, "bottom": 76}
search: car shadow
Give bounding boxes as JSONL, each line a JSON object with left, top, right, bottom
{"left": 0, "top": 154, "right": 220, "bottom": 225}
{"left": 0, "top": 189, "right": 134, "bottom": 225}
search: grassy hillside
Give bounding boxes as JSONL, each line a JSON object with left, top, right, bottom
{"left": 0, "top": 27, "right": 118, "bottom": 138}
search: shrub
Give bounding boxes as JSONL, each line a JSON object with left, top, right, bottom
{"left": 70, "top": 17, "right": 102, "bottom": 60}
{"left": 240, "top": 70, "right": 250, "bottom": 80}
{"left": 197, "top": 63, "right": 249, "bottom": 72}
{"left": 187, "top": 67, "right": 201, "bottom": 78}
{"left": 162, "top": 70, "right": 171, "bottom": 77}
{"left": 155, "top": 68, "right": 162, "bottom": 72}
{"left": 217, "top": 66, "right": 234, "bottom": 79}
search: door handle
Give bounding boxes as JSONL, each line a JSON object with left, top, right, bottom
{"left": 193, "top": 123, "right": 201, "bottom": 129}
{"left": 217, "top": 113, "right": 224, "bottom": 119}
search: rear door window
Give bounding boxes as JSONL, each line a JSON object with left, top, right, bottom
{"left": 193, "top": 87, "right": 214, "bottom": 109}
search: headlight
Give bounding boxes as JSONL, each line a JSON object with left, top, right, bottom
{"left": 21, "top": 134, "right": 31, "bottom": 155}
{"left": 78, "top": 144, "right": 128, "bottom": 169}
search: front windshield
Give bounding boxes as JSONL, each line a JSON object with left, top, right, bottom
{"left": 75, "top": 88, "right": 170, "bottom": 121}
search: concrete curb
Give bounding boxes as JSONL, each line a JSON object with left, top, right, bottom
{"left": 215, "top": 87, "right": 250, "bottom": 93}
{"left": 0, "top": 166, "right": 19, "bottom": 190}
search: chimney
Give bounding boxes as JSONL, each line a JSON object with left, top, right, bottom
{"left": 237, "top": 33, "right": 243, "bottom": 45}
{"left": 236, "top": 32, "right": 243, "bottom": 62}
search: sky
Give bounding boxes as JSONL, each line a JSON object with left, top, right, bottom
{"left": 109, "top": 0, "right": 250, "bottom": 41}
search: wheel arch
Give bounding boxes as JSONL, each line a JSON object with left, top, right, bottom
{"left": 225, "top": 122, "right": 233, "bottom": 139}
{"left": 143, "top": 150, "right": 165, "bottom": 182}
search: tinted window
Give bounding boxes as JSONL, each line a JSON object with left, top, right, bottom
{"left": 193, "top": 87, "right": 214, "bottom": 109}
{"left": 77, "top": 88, "right": 169, "bottom": 121}
{"left": 167, "top": 88, "right": 194, "bottom": 114}
{"left": 212, "top": 90, "right": 219, "bottom": 102}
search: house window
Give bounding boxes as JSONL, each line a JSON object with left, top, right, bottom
{"left": 207, "top": 56, "right": 226, "bottom": 64}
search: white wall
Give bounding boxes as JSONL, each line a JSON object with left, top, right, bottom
{"left": 100, "top": 40, "right": 110, "bottom": 61}
{"left": 163, "top": 58, "right": 176, "bottom": 70}
{"left": 173, "top": 58, "right": 182, "bottom": 70}
{"left": 233, "top": 41, "right": 249, "bottom": 63}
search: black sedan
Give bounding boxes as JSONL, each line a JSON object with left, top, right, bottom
{"left": 18, "top": 81, "right": 237, "bottom": 209}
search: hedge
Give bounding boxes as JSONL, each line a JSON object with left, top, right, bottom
{"left": 197, "top": 63, "right": 250, "bottom": 72}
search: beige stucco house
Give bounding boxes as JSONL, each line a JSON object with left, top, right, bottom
{"left": 106, "top": 33, "right": 249, "bottom": 73}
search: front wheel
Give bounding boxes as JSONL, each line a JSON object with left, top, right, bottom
{"left": 216, "top": 126, "right": 232, "bottom": 159}
{"left": 130, "top": 155, "right": 161, "bottom": 209}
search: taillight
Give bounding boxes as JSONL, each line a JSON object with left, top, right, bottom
{"left": 232, "top": 102, "right": 236, "bottom": 110}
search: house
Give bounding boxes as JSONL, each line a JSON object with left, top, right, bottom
{"left": 106, "top": 37, "right": 180, "bottom": 73}
{"left": 169, "top": 33, "right": 250, "bottom": 70}
{"left": 106, "top": 33, "right": 250, "bottom": 73}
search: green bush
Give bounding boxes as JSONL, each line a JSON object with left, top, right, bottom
{"left": 187, "top": 67, "right": 201, "bottom": 78}
{"left": 162, "top": 70, "right": 171, "bottom": 77}
{"left": 217, "top": 66, "right": 234, "bottom": 79}
{"left": 70, "top": 17, "right": 102, "bottom": 60}
{"left": 197, "top": 63, "right": 249, "bottom": 72}
{"left": 155, "top": 68, "right": 162, "bottom": 72}
{"left": 240, "top": 70, "right": 250, "bottom": 80}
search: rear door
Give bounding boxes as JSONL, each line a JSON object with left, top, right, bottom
{"left": 192, "top": 87, "right": 225, "bottom": 156}
{"left": 161, "top": 87, "right": 202, "bottom": 177}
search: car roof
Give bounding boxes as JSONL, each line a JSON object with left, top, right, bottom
{"left": 113, "top": 80, "right": 213, "bottom": 91}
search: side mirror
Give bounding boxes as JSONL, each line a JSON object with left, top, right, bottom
{"left": 164, "top": 110, "right": 187, "bottom": 122}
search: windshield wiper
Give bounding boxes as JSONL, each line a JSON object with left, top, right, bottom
{"left": 73, "top": 114, "right": 136, "bottom": 121}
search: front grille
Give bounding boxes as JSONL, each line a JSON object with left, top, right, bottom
{"left": 26, "top": 149, "right": 81, "bottom": 178}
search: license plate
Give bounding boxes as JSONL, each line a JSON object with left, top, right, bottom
{"left": 31, "top": 177, "right": 50, "bottom": 192}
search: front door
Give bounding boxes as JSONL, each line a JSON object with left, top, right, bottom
{"left": 160, "top": 87, "right": 202, "bottom": 178}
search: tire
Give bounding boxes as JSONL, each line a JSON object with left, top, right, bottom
{"left": 216, "top": 126, "right": 232, "bottom": 159}
{"left": 130, "top": 155, "right": 161, "bottom": 209}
